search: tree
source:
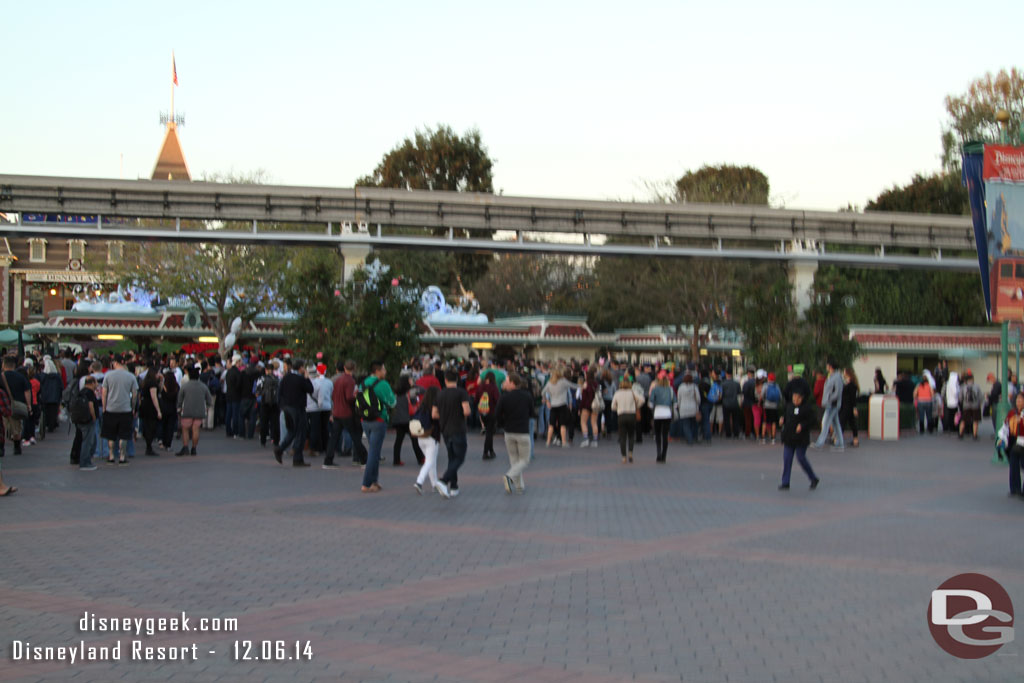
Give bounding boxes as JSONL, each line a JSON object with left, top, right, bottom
{"left": 803, "top": 268, "right": 860, "bottom": 370}
{"left": 341, "top": 262, "right": 422, "bottom": 374}
{"left": 675, "top": 165, "right": 770, "bottom": 204}
{"left": 865, "top": 172, "right": 968, "bottom": 215}
{"left": 116, "top": 241, "right": 278, "bottom": 359}
{"left": 731, "top": 266, "right": 797, "bottom": 376}
{"left": 357, "top": 125, "right": 496, "bottom": 290}
{"left": 942, "top": 67, "right": 1024, "bottom": 173}
{"left": 277, "top": 248, "right": 349, "bottom": 363}
{"left": 473, "top": 254, "right": 592, "bottom": 317}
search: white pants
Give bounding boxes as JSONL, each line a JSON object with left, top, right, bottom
{"left": 416, "top": 436, "right": 439, "bottom": 487}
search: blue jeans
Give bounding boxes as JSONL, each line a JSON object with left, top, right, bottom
{"left": 681, "top": 417, "right": 698, "bottom": 445}
{"left": 537, "top": 404, "right": 549, "bottom": 437}
{"left": 79, "top": 420, "right": 97, "bottom": 468}
{"left": 917, "top": 403, "right": 931, "bottom": 433}
{"left": 225, "top": 400, "right": 240, "bottom": 437}
{"left": 240, "top": 398, "right": 257, "bottom": 439}
{"left": 700, "top": 402, "right": 712, "bottom": 442}
{"left": 528, "top": 417, "right": 536, "bottom": 461}
{"left": 781, "top": 444, "right": 817, "bottom": 486}
{"left": 277, "top": 405, "right": 307, "bottom": 463}
{"left": 814, "top": 406, "right": 844, "bottom": 448}
{"left": 440, "top": 431, "right": 468, "bottom": 490}
{"left": 95, "top": 414, "right": 107, "bottom": 460}
{"left": 361, "top": 420, "right": 387, "bottom": 487}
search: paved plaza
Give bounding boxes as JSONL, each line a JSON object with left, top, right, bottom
{"left": 1, "top": 422, "right": 1021, "bottom": 682}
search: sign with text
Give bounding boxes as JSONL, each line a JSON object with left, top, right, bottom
{"left": 982, "top": 145, "right": 1024, "bottom": 321}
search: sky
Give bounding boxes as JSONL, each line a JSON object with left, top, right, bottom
{"left": 2, "top": 0, "right": 1022, "bottom": 211}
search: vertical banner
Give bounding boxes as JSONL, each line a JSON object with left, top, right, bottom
{"left": 963, "top": 148, "right": 989, "bottom": 318}
{"left": 982, "top": 145, "right": 1024, "bottom": 322}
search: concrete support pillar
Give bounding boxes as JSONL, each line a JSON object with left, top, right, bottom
{"left": 339, "top": 245, "right": 372, "bottom": 284}
{"left": 788, "top": 260, "right": 818, "bottom": 319}
{"left": 0, "top": 256, "right": 10, "bottom": 324}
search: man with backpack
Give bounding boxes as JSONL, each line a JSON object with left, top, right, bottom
{"left": 357, "top": 360, "right": 396, "bottom": 493}
{"left": 959, "top": 371, "right": 983, "bottom": 441}
{"left": 258, "top": 362, "right": 280, "bottom": 447}
{"left": 762, "top": 372, "right": 782, "bottom": 444}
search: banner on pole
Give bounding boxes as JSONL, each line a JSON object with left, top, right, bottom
{"left": 981, "top": 145, "right": 1024, "bottom": 322}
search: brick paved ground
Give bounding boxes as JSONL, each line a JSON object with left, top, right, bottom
{"left": 1, "top": 421, "right": 1021, "bottom": 682}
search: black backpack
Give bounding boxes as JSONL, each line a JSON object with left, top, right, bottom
{"left": 355, "top": 378, "right": 384, "bottom": 420}
{"left": 261, "top": 374, "right": 280, "bottom": 405}
{"left": 70, "top": 392, "right": 93, "bottom": 425}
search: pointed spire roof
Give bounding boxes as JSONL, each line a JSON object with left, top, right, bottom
{"left": 152, "top": 122, "right": 191, "bottom": 181}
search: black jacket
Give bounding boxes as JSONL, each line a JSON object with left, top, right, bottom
{"left": 493, "top": 389, "right": 536, "bottom": 434}
{"left": 781, "top": 401, "right": 817, "bottom": 448}
{"left": 278, "top": 372, "right": 313, "bottom": 411}
{"left": 225, "top": 366, "right": 243, "bottom": 401}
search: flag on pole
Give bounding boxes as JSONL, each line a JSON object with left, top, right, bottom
{"left": 173, "top": 53, "right": 178, "bottom": 86}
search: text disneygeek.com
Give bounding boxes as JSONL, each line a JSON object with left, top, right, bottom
{"left": 9, "top": 612, "right": 313, "bottom": 664}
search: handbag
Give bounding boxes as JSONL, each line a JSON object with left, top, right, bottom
{"left": 653, "top": 405, "right": 672, "bottom": 420}
{"left": 409, "top": 418, "right": 426, "bottom": 437}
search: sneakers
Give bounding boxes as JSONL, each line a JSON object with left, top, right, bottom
{"left": 413, "top": 482, "right": 423, "bottom": 495}
{"left": 810, "top": 477, "right": 821, "bottom": 490}
{"left": 322, "top": 463, "right": 341, "bottom": 470}
{"left": 590, "top": 440, "right": 599, "bottom": 448}
{"left": 80, "top": 465, "right": 98, "bottom": 471}
{"left": 830, "top": 446, "right": 845, "bottom": 453}
{"left": 580, "top": 438, "right": 590, "bottom": 448}
{"left": 434, "top": 481, "right": 450, "bottom": 499}
{"left": 503, "top": 475, "right": 514, "bottom": 494}
{"left": 449, "top": 488, "right": 460, "bottom": 498}
{"left": 778, "top": 483, "right": 790, "bottom": 490}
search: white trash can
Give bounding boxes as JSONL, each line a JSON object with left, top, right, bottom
{"left": 869, "top": 395, "right": 899, "bottom": 441}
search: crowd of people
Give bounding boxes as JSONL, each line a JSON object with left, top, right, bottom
{"left": 0, "top": 347, "right": 1021, "bottom": 500}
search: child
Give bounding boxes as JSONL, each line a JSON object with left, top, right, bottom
{"left": 778, "top": 388, "right": 820, "bottom": 491}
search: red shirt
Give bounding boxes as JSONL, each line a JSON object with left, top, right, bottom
{"left": 331, "top": 373, "right": 356, "bottom": 419}
{"left": 416, "top": 374, "right": 441, "bottom": 392}
{"left": 813, "top": 376, "right": 825, "bottom": 408}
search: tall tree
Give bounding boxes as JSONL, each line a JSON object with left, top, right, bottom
{"left": 276, "top": 248, "right": 349, "bottom": 363}
{"left": 675, "top": 165, "right": 770, "bottom": 204}
{"left": 357, "top": 125, "right": 496, "bottom": 290}
{"left": 474, "top": 254, "right": 592, "bottom": 317}
{"left": 942, "top": 67, "right": 1024, "bottom": 173}
{"left": 341, "top": 263, "right": 422, "bottom": 374}
{"left": 865, "top": 172, "right": 968, "bottom": 215}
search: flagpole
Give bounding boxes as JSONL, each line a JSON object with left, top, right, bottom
{"left": 170, "top": 52, "right": 175, "bottom": 126}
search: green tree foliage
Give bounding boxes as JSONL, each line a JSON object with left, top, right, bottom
{"left": 942, "top": 67, "right": 1024, "bottom": 173}
{"left": 675, "top": 165, "right": 770, "bottom": 204}
{"left": 803, "top": 268, "right": 860, "bottom": 370}
{"left": 357, "top": 125, "right": 496, "bottom": 290}
{"left": 731, "top": 266, "right": 796, "bottom": 376}
{"left": 276, "top": 248, "right": 349, "bottom": 363}
{"left": 342, "top": 264, "right": 422, "bottom": 374}
{"left": 865, "top": 173, "right": 968, "bottom": 215}
{"left": 356, "top": 125, "right": 494, "bottom": 192}
{"left": 473, "top": 254, "right": 592, "bottom": 317}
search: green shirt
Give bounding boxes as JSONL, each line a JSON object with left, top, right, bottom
{"left": 362, "top": 376, "right": 397, "bottom": 423}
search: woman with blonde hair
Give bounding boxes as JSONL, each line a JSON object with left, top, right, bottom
{"left": 611, "top": 376, "right": 639, "bottom": 463}
{"left": 541, "top": 365, "right": 577, "bottom": 448}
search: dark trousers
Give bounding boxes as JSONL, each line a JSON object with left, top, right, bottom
{"left": 840, "top": 407, "right": 858, "bottom": 439}
{"left": 699, "top": 402, "right": 712, "bottom": 442}
{"left": 481, "top": 413, "right": 496, "bottom": 455}
{"left": 393, "top": 423, "right": 425, "bottom": 465}
{"left": 617, "top": 413, "right": 636, "bottom": 457}
{"left": 743, "top": 404, "right": 754, "bottom": 437}
{"left": 260, "top": 403, "right": 280, "bottom": 445}
{"left": 308, "top": 411, "right": 324, "bottom": 452}
{"left": 42, "top": 402, "right": 59, "bottom": 434}
{"left": 160, "top": 410, "right": 177, "bottom": 449}
{"left": 1010, "top": 445, "right": 1024, "bottom": 497}
{"left": 654, "top": 418, "right": 671, "bottom": 461}
{"left": 724, "top": 404, "right": 742, "bottom": 438}
{"left": 326, "top": 415, "right": 366, "bottom": 465}
{"left": 440, "top": 432, "right": 468, "bottom": 490}
{"left": 781, "top": 444, "right": 817, "bottom": 486}
{"left": 214, "top": 393, "right": 226, "bottom": 427}
{"left": 141, "top": 415, "right": 159, "bottom": 452}
{"left": 70, "top": 426, "right": 82, "bottom": 464}
{"left": 225, "top": 400, "right": 240, "bottom": 437}
{"left": 278, "top": 406, "right": 307, "bottom": 463}
{"left": 240, "top": 397, "right": 257, "bottom": 439}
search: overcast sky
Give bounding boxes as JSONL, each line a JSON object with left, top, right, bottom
{"left": 3, "top": 0, "right": 1021, "bottom": 210}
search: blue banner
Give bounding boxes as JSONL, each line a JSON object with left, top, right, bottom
{"left": 963, "top": 149, "right": 990, "bottom": 319}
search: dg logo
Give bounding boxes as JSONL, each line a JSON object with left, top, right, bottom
{"left": 928, "top": 573, "right": 1015, "bottom": 659}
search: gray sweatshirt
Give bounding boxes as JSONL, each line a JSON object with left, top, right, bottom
{"left": 177, "top": 380, "right": 213, "bottom": 419}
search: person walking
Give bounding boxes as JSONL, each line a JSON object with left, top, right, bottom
{"left": 274, "top": 359, "right": 314, "bottom": 467}
{"left": 359, "top": 360, "right": 397, "bottom": 493}
{"left": 475, "top": 373, "right": 500, "bottom": 460}
{"left": 325, "top": 360, "right": 367, "bottom": 468}
{"left": 541, "top": 367, "right": 577, "bottom": 448}
{"left": 139, "top": 363, "right": 161, "bottom": 456}
{"left": 224, "top": 357, "right": 242, "bottom": 439}
{"left": 578, "top": 369, "right": 601, "bottom": 448}
{"left": 959, "top": 371, "right": 983, "bottom": 441}
{"left": 75, "top": 376, "right": 101, "bottom": 471}
{"left": 391, "top": 375, "right": 425, "bottom": 467}
{"left": 494, "top": 373, "right": 536, "bottom": 494}
{"left": 158, "top": 370, "right": 179, "bottom": 452}
{"left": 812, "top": 360, "right": 844, "bottom": 452}
{"left": 611, "top": 377, "right": 639, "bottom": 463}
{"left": 258, "top": 362, "right": 281, "bottom": 447}
{"left": 176, "top": 366, "right": 213, "bottom": 456}
{"left": 412, "top": 386, "right": 441, "bottom": 495}
{"left": 38, "top": 358, "right": 63, "bottom": 437}
{"left": 839, "top": 368, "right": 860, "bottom": 448}
{"left": 435, "top": 370, "right": 471, "bottom": 499}
{"left": 762, "top": 372, "right": 782, "bottom": 445}
{"left": 778, "top": 386, "right": 820, "bottom": 490}
{"left": 721, "top": 369, "right": 742, "bottom": 439}
{"left": 650, "top": 371, "right": 674, "bottom": 462}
